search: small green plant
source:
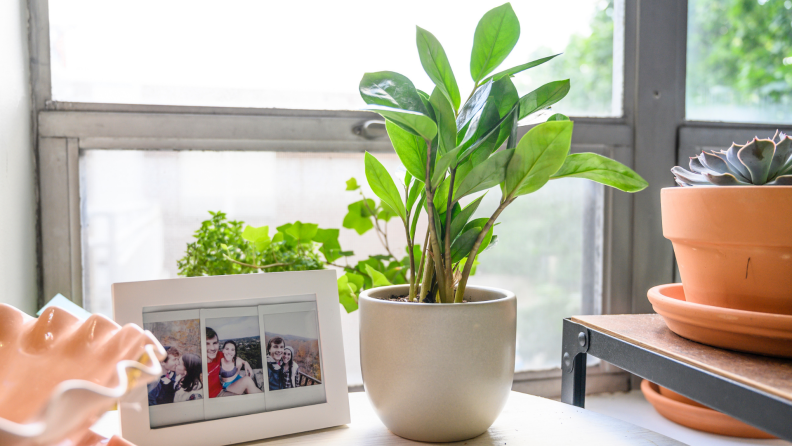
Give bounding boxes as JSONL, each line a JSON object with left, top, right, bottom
{"left": 672, "top": 131, "right": 792, "bottom": 186}
{"left": 336, "top": 177, "right": 430, "bottom": 312}
{"left": 177, "top": 211, "right": 341, "bottom": 277}
{"left": 356, "top": 3, "right": 648, "bottom": 305}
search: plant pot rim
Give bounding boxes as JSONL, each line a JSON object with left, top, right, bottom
{"left": 662, "top": 185, "right": 792, "bottom": 191}
{"left": 359, "top": 284, "right": 515, "bottom": 307}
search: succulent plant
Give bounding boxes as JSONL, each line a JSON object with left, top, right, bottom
{"left": 672, "top": 131, "right": 792, "bottom": 186}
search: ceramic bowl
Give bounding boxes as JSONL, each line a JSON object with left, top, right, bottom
{"left": 0, "top": 304, "right": 166, "bottom": 446}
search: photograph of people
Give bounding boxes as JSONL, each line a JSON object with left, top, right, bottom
{"left": 148, "top": 345, "right": 181, "bottom": 405}
{"left": 265, "top": 333, "right": 321, "bottom": 391}
{"left": 174, "top": 353, "right": 204, "bottom": 402}
{"left": 205, "top": 321, "right": 264, "bottom": 398}
{"left": 282, "top": 346, "right": 299, "bottom": 389}
{"left": 144, "top": 318, "right": 205, "bottom": 407}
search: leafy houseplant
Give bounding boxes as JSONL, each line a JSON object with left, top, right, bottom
{"left": 354, "top": 3, "right": 647, "bottom": 442}
{"left": 663, "top": 132, "right": 792, "bottom": 316}
{"left": 177, "top": 211, "right": 340, "bottom": 277}
{"left": 357, "top": 3, "right": 647, "bottom": 306}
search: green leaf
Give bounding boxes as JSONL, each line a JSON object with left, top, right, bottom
{"left": 504, "top": 121, "right": 574, "bottom": 197}
{"left": 457, "top": 101, "right": 519, "bottom": 162}
{"left": 407, "top": 179, "right": 423, "bottom": 213}
{"left": 346, "top": 177, "right": 360, "bottom": 190}
{"left": 337, "top": 273, "right": 360, "bottom": 313}
{"left": 416, "top": 26, "right": 460, "bottom": 111}
{"left": 433, "top": 174, "right": 451, "bottom": 214}
{"left": 547, "top": 113, "right": 569, "bottom": 121}
{"left": 518, "top": 80, "right": 570, "bottom": 120}
{"left": 450, "top": 218, "right": 488, "bottom": 263}
{"left": 430, "top": 88, "right": 457, "bottom": 157}
{"left": 378, "top": 202, "right": 397, "bottom": 222}
{"left": 431, "top": 145, "right": 463, "bottom": 187}
{"left": 360, "top": 71, "right": 429, "bottom": 114}
{"left": 450, "top": 194, "right": 485, "bottom": 243}
{"left": 410, "top": 192, "right": 426, "bottom": 240}
{"left": 481, "top": 53, "right": 561, "bottom": 84}
{"left": 364, "top": 264, "right": 393, "bottom": 288}
{"left": 343, "top": 199, "right": 376, "bottom": 235}
{"left": 366, "top": 106, "right": 437, "bottom": 141}
{"left": 457, "top": 100, "right": 501, "bottom": 162}
{"left": 386, "top": 120, "right": 428, "bottom": 181}
{"left": 241, "top": 225, "right": 271, "bottom": 251}
{"left": 359, "top": 71, "right": 436, "bottom": 140}
{"left": 453, "top": 148, "right": 514, "bottom": 202}
{"left": 491, "top": 77, "right": 520, "bottom": 149}
{"left": 551, "top": 153, "right": 648, "bottom": 192}
{"left": 456, "top": 80, "right": 493, "bottom": 132}
{"left": 315, "top": 228, "right": 342, "bottom": 263}
{"left": 470, "top": 3, "right": 521, "bottom": 83}
{"left": 285, "top": 221, "right": 319, "bottom": 243}
{"left": 364, "top": 152, "right": 407, "bottom": 222}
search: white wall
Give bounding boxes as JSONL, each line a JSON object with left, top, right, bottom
{"left": 0, "top": 0, "right": 38, "bottom": 315}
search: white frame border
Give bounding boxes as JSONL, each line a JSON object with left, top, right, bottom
{"left": 113, "top": 270, "right": 349, "bottom": 446}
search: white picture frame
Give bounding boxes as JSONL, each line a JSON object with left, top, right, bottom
{"left": 113, "top": 270, "right": 350, "bottom": 446}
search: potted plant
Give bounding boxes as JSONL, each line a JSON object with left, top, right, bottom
{"left": 666, "top": 132, "right": 792, "bottom": 315}
{"left": 353, "top": 3, "right": 647, "bottom": 442}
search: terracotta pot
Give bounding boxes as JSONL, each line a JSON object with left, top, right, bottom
{"left": 0, "top": 304, "right": 165, "bottom": 446}
{"left": 661, "top": 186, "right": 792, "bottom": 315}
{"left": 641, "top": 380, "right": 775, "bottom": 439}
{"left": 359, "top": 285, "right": 516, "bottom": 442}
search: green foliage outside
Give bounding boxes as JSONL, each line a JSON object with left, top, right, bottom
{"left": 687, "top": 0, "right": 792, "bottom": 109}
{"left": 523, "top": 1, "right": 615, "bottom": 116}
{"left": 177, "top": 211, "right": 335, "bottom": 277}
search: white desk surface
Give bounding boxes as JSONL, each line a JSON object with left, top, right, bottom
{"left": 96, "top": 391, "right": 684, "bottom": 445}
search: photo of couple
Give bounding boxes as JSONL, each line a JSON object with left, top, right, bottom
{"left": 144, "top": 319, "right": 204, "bottom": 406}
{"left": 265, "top": 332, "right": 322, "bottom": 391}
{"left": 205, "top": 316, "right": 265, "bottom": 398}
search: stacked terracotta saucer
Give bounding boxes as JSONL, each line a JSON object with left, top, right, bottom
{"left": 640, "top": 380, "right": 776, "bottom": 439}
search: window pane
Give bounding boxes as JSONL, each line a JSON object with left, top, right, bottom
{"left": 50, "top": 0, "right": 619, "bottom": 116}
{"left": 686, "top": 0, "right": 792, "bottom": 123}
{"left": 80, "top": 150, "right": 596, "bottom": 382}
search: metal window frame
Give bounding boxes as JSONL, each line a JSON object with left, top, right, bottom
{"left": 30, "top": 0, "right": 780, "bottom": 395}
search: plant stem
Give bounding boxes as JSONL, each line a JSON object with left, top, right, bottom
{"left": 360, "top": 193, "right": 397, "bottom": 260}
{"left": 415, "top": 229, "right": 430, "bottom": 296}
{"left": 453, "top": 197, "right": 513, "bottom": 303}
{"left": 423, "top": 138, "right": 448, "bottom": 303}
{"left": 443, "top": 168, "right": 456, "bottom": 301}
{"left": 419, "top": 253, "right": 434, "bottom": 302}
{"left": 223, "top": 254, "right": 291, "bottom": 270}
{"left": 402, "top": 219, "right": 416, "bottom": 301}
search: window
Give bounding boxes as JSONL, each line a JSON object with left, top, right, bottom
{"left": 686, "top": 0, "right": 792, "bottom": 123}
{"left": 36, "top": 0, "right": 636, "bottom": 395}
{"left": 49, "top": 0, "right": 619, "bottom": 116}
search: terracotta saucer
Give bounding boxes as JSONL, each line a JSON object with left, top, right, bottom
{"left": 641, "top": 380, "right": 775, "bottom": 439}
{"left": 647, "top": 283, "right": 792, "bottom": 358}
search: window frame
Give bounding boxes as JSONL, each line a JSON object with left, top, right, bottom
{"left": 32, "top": 0, "right": 783, "bottom": 397}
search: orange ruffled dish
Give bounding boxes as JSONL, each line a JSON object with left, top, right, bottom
{"left": 0, "top": 304, "right": 166, "bottom": 446}
{"left": 647, "top": 283, "right": 792, "bottom": 358}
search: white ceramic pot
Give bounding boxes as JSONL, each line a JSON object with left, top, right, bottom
{"left": 359, "top": 285, "right": 516, "bottom": 442}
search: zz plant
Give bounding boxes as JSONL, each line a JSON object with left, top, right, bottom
{"left": 358, "top": 3, "right": 648, "bottom": 304}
